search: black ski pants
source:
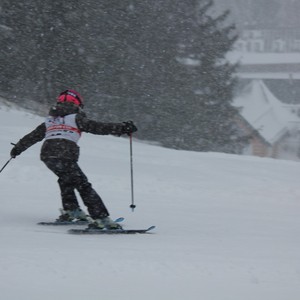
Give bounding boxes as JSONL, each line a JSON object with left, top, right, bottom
{"left": 42, "top": 158, "right": 109, "bottom": 219}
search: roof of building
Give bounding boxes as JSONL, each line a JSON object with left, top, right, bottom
{"left": 227, "top": 52, "right": 300, "bottom": 65}
{"left": 233, "top": 80, "right": 299, "bottom": 144}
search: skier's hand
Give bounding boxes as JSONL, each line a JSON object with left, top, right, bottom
{"left": 10, "top": 146, "right": 22, "bottom": 158}
{"left": 122, "top": 121, "right": 138, "bottom": 135}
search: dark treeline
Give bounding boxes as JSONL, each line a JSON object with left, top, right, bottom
{"left": 0, "top": 0, "right": 245, "bottom": 153}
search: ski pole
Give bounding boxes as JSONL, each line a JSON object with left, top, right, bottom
{"left": 129, "top": 133, "right": 136, "bottom": 211}
{"left": 1, "top": 143, "right": 17, "bottom": 174}
{"left": 0, "top": 157, "right": 13, "bottom": 174}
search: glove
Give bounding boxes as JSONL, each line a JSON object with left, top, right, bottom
{"left": 122, "top": 121, "right": 138, "bottom": 135}
{"left": 10, "top": 146, "right": 22, "bottom": 158}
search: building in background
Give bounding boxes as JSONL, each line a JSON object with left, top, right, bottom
{"left": 234, "top": 28, "right": 300, "bottom": 53}
{"left": 233, "top": 80, "right": 300, "bottom": 160}
{"left": 227, "top": 51, "right": 300, "bottom": 160}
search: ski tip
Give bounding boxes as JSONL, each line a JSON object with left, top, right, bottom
{"left": 147, "top": 226, "right": 156, "bottom": 231}
{"left": 115, "top": 217, "right": 125, "bottom": 223}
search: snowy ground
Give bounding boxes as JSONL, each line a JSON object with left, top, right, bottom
{"left": 1, "top": 100, "right": 300, "bottom": 300}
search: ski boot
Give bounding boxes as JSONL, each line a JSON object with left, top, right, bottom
{"left": 88, "top": 216, "right": 123, "bottom": 230}
{"left": 56, "top": 208, "right": 88, "bottom": 222}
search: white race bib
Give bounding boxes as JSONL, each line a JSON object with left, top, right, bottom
{"left": 45, "top": 114, "right": 81, "bottom": 143}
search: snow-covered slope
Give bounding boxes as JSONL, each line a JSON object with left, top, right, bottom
{"left": 1, "top": 101, "right": 300, "bottom": 300}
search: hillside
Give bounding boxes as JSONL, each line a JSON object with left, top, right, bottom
{"left": 1, "top": 100, "right": 300, "bottom": 300}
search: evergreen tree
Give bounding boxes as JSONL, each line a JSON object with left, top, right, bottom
{"left": 118, "top": 0, "right": 241, "bottom": 152}
{"left": 0, "top": 0, "right": 243, "bottom": 153}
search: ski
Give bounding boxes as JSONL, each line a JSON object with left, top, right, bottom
{"left": 37, "top": 220, "right": 88, "bottom": 226}
{"left": 38, "top": 217, "right": 124, "bottom": 226}
{"left": 68, "top": 225, "right": 156, "bottom": 235}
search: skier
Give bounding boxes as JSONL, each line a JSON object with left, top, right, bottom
{"left": 10, "top": 89, "right": 137, "bottom": 229}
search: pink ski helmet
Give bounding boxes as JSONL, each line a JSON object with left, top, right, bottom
{"left": 57, "top": 89, "right": 84, "bottom": 108}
